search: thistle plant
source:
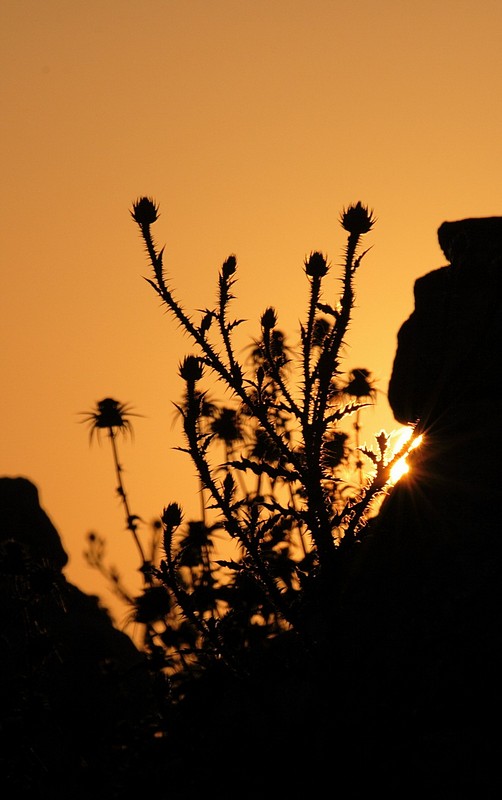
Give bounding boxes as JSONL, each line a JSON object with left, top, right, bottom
{"left": 80, "top": 398, "right": 170, "bottom": 653}
{"left": 81, "top": 398, "right": 147, "bottom": 568}
{"left": 109, "top": 197, "right": 413, "bottom": 683}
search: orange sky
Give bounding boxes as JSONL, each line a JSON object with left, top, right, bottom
{"left": 2, "top": 0, "right": 502, "bottom": 631}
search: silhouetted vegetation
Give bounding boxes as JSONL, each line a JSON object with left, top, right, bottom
{"left": 4, "top": 206, "right": 502, "bottom": 796}
{"left": 77, "top": 200, "right": 420, "bottom": 794}
{"left": 83, "top": 206, "right": 502, "bottom": 796}
{"left": 85, "top": 201, "right": 409, "bottom": 685}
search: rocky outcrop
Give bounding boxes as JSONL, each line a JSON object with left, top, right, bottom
{"left": 0, "top": 476, "right": 160, "bottom": 795}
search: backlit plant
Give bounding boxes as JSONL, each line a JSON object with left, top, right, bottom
{"left": 83, "top": 199, "right": 412, "bottom": 695}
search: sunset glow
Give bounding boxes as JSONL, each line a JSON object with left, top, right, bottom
{"left": 2, "top": 0, "right": 501, "bottom": 625}
{"left": 389, "top": 430, "right": 423, "bottom": 484}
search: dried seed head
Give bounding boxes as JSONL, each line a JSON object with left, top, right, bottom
{"left": 81, "top": 397, "right": 137, "bottom": 441}
{"left": 94, "top": 398, "right": 128, "bottom": 428}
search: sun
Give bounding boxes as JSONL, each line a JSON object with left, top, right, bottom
{"left": 389, "top": 428, "right": 423, "bottom": 484}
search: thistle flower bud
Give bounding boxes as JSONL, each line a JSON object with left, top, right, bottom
{"left": 261, "top": 307, "right": 277, "bottom": 329}
{"left": 312, "top": 316, "right": 331, "bottom": 347}
{"left": 179, "top": 355, "right": 203, "bottom": 382}
{"left": 340, "top": 202, "right": 375, "bottom": 235}
{"left": 222, "top": 254, "right": 237, "bottom": 278}
{"left": 131, "top": 196, "right": 159, "bottom": 225}
{"left": 161, "top": 502, "right": 183, "bottom": 529}
{"left": 344, "top": 368, "right": 375, "bottom": 399}
{"left": 305, "top": 251, "right": 328, "bottom": 278}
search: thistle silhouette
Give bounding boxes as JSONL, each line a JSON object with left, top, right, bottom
{"left": 126, "top": 198, "right": 408, "bottom": 665}
{"left": 81, "top": 200, "right": 412, "bottom": 693}
{"left": 81, "top": 398, "right": 147, "bottom": 567}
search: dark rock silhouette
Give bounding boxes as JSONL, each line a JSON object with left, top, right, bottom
{"left": 339, "top": 218, "right": 502, "bottom": 794}
{"left": 1, "top": 475, "right": 69, "bottom": 569}
{"left": 374, "top": 216, "right": 502, "bottom": 580}
{"left": 389, "top": 216, "right": 502, "bottom": 513}
{"left": 0, "top": 476, "right": 160, "bottom": 796}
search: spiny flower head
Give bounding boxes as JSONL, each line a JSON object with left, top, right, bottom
{"left": 179, "top": 355, "right": 204, "bottom": 382}
{"left": 221, "top": 254, "right": 237, "bottom": 279}
{"left": 344, "top": 368, "right": 376, "bottom": 400}
{"left": 340, "top": 202, "right": 375, "bottom": 235}
{"left": 131, "top": 196, "right": 159, "bottom": 226}
{"left": 261, "top": 307, "right": 277, "bottom": 330}
{"left": 81, "top": 398, "right": 138, "bottom": 442}
{"left": 161, "top": 502, "right": 184, "bottom": 530}
{"left": 305, "top": 251, "right": 329, "bottom": 278}
{"left": 209, "top": 407, "right": 243, "bottom": 445}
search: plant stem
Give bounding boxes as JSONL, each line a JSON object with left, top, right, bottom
{"left": 107, "top": 427, "right": 148, "bottom": 569}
